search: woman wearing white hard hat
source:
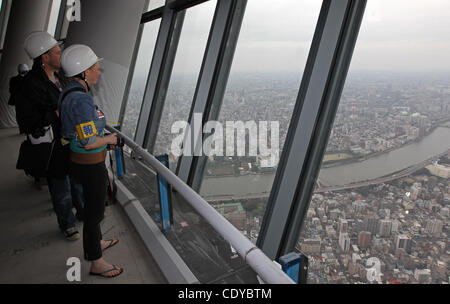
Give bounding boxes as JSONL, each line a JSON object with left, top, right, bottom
{"left": 60, "top": 44, "right": 122, "bottom": 278}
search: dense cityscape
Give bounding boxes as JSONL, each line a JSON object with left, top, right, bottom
{"left": 122, "top": 70, "right": 450, "bottom": 284}
{"left": 299, "top": 156, "right": 449, "bottom": 284}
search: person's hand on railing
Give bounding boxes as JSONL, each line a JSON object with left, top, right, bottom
{"left": 106, "top": 133, "right": 118, "bottom": 150}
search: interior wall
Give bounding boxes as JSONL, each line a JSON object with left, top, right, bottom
{"left": 64, "top": 0, "right": 147, "bottom": 124}
{"left": 0, "top": 0, "right": 52, "bottom": 128}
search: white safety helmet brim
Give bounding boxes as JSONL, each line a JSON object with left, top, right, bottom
{"left": 61, "top": 44, "right": 103, "bottom": 77}
{"left": 24, "top": 31, "right": 61, "bottom": 59}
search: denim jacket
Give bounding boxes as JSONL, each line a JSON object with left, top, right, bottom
{"left": 59, "top": 81, "right": 106, "bottom": 152}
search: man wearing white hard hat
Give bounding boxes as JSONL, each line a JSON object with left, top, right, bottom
{"left": 60, "top": 44, "right": 122, "bottom": 278}
{"left": 8, "top": 64, "right": 29, "bottom": 136}
{"left": 8, "top": 63, "right": 29, "bottom": 107}
{"left": 15, "top": 31, "right": 85, "bottom": 241}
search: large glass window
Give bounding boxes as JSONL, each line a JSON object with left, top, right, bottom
{"left": 299, "top": 0, "right": 450, "bottom": 284}
{"left": 153, "top": 1, "right": 217, "bottom": 171}
{"left": 197, "top": 0, "right": 322, "bottom": 239}
{"left": 147, "top": 0, "right": 165, "bottom": 12}
{"left": 122, "top": 20, "right": 161, "bottom": 139}
{"left": 121, "top": 2, "right": 265, "bottom": 284}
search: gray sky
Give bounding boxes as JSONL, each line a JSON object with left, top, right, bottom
{"left": 135, "top": 0, "right": 450, "bottom": 75}
{"left": 352, "top": 0, "right": 450, "bottom": 71}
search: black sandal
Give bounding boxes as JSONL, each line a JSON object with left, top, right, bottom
{"left": 89, "top": 265, "right": 123, "bottom": 278}
{"left": 102, "top": 239, "right": 119, "bottom": 252}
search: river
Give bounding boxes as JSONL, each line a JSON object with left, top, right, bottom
{"left": 199, "top": 126, "right": 450, "bottom": 197}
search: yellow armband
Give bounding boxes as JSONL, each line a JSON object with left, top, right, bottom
{"left": 75, "top": 121, "right": 98, "bottom": 139}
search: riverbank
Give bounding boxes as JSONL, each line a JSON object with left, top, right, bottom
{"left": 204, "top": 119, "right": 450, "bottom": 179}
{"left": 200, "top": 126, "right": 450, "bottom": 196}
{"left": 321, "top": 119, "right": 450, "bottom": 168}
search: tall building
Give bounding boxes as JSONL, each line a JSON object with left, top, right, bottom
{"left": 329, "top": 209, "right": 341, "bottom": 220}
{"left": 425, "top": 219, "right": 443, "bottom": 237}
{"left": 395, "top": 235, "right": 412, "bottom": 254}
{"left": 363, "top": 215, "right": 379, "bottom": 235}
{"left": 355, "top": 219, "right": 365, "bottom": 233}
{"left": 357, "top": 231, "right": 372, "bottom": 250}
{"left": 378, "top": 219, "right": 392, "bottom": 237}
{"left": 316, "top": 207, "right": 326, "bottom": 218}
{"left": 338, "top": 219, "right": 349, "bottom": 234}
{"left": 339, "top": 233, "right": 351, "bottom": 253}
{"left": 326, "top": 225, "right": 336, "bottom": 239}
{"left": 352, "top": 200, "right": 367, "bottom": 213}
{"left": 391, "top": 220, "right": 400, "bottom": 234}
{"left": 301, "top": 238, "right": 322, "bottom": 255}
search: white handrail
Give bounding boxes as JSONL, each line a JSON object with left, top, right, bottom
{"left": 106, "top": 125, "right": 295, "bottom": 284}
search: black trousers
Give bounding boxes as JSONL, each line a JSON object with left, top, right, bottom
{"left": 69, "top": 161, "right": 107, "bottom": 261}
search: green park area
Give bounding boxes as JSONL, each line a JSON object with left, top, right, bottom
{"left": 323, "top": 152, "right": 353, "bottom": 163}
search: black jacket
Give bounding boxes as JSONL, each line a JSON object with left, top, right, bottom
{"left": 8, "top": 74, "right": 25, "bottom": 106}
{"left": 15, "top": 65, "right": 68, "bottom": 135}
{"left": 15, "top": 64, "right": 70, "bottom": 178}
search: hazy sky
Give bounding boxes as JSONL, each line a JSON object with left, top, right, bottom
{"left": 134, "top": 0, "right": 450, "bottom": 75}
{"left": 352, "top": 0, "right": 450, "bottom": 71}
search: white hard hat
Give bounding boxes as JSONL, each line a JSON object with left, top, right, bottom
{"left": 18, "top": 63, "right": 30, "bottom": 74}
{"left": 61, "top": 44, "right": 103, "bottom": 77}
{"left": 24, "top": 31, "right": 61, "bottom": 59}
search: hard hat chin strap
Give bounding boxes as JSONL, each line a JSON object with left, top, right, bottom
{"left": 77, "top": 72, "right": 90, "bottom": 92}
{"left": 83, "top": 77, "right": 91, "bottom": 92}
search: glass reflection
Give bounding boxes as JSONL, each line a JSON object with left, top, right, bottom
{"left": 153, "top": 1, "right": 217, "bottom": 171}
{"left": 147, "top": 0, "right": 165, "bottom": 11}
{"left": 122, "top": 20, "right": 161, "bottom": 139}
{"left": 197, "top": 0, "right": 322, "bottom": 240}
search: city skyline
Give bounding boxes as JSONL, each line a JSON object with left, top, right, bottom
{"left": 121, "top": 64, "right": 449, "bottom": 284}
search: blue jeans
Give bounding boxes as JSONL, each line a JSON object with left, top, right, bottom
{"left": 47, "top": 175, "right": 84, "bottom": 231}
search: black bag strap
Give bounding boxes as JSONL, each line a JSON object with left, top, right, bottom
{"left": 58, "top": 86, "right": 86, "bottom": 142}
{"left": 60, "top": 87, "right": 86, "bottom": 106}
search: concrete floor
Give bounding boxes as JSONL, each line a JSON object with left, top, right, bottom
{"left": 0, "top": 128, "right": 167, "bottom": 284}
